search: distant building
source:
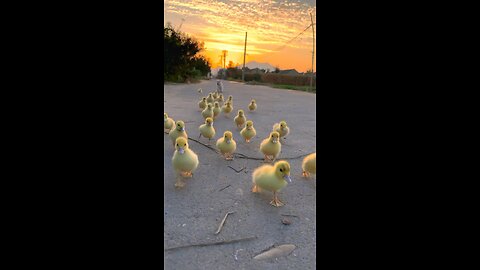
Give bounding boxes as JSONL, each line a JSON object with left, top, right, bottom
{"left": 278, "top": 69, "right": 300, "bottom": 76}
{"left": 245, "top": 67, "right": 266, "bottom": 74}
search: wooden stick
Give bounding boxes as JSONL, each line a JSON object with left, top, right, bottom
{"left": 215, "top": 211, "right": 235, "bottom": 235}
{"left": 164, "top": 236, "right": 257, "bottom": 251}
{"left": 218, "top": 185, "right": 231, "bottom": 192}
{"left": 227, "top": 165, "right": 245, "bottom": 173}
{"left": 281, "top": 214, "right": 299, "bottom": 218}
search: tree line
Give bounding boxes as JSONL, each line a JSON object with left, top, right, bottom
{"left": 164, "top": 24, "right": 211, "bottom": 82}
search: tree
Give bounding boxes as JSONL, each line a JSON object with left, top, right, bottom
{"left": 274, "top": 66, "right": 280, "bottom": 73}
{"left": 164, "top": 26, "right": 211, "bottom": 82}
{"left": 227, "top": 61, "right": 235, "bottom": 69}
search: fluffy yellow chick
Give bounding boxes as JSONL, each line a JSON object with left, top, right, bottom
{"left": 169, "top": 120, "right": 188, "bottom": 147}
{"left": 198, "top": 97, "right": 207, "bottom": 110}
{"left": 234, "top": 110, "right": 247, "bottom": 129}
{"left": 213, "top": 102, "right": 221, "bottom": 119}
{"left": 172, "top": 137, "right": 199, "bottom": 188}
{"left": 273, "top": 121, "right": 290, "bottom": 140}
{"left": 222, "top": 101, "right": 233, "bottom": 117}
{"left": 227, "top": 95, "right": 233, "bottom": 106}
{"left": 216, "top": 131, "right": 237, "bottom": 160}
{"left": 302, "top": 153, "right": 316, "bottom": 178}
{"left": 164, "top": 113, "right": 175, "bottom": 132}
{"left": 216, "top": 94, "right": 224, "bottom": 104}
{"left": 260, "top": 132, "right": 281, "bottom": 162}
{"left": 212, "top": 91, "right": 219, "bottom": 99}
{"left": 251, "top": 160, "right": 292, "bottom": 207}
{"left": 206, "top": 93, "right": 215, "bottom": 104}
{"left": 240, "top": 120, "right": 256, "bottom": 143}
{"left": 197, "top": 88, "right": 202, "bottom": 93}
{"left": 198, "top": 117, "right": 215, "bottom": 142}
{"left": 202, "top": 103, "right": 214, "bottom": 119}
{"left": 248, "top": 99, "right": 257, "bottom": 111}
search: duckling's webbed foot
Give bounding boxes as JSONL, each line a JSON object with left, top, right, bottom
{"left": 270, "top": 192, "right": 284, "bottom": 207}
{"left": 175, "top": 179, "right": 185, "bottom": 188}
{"left": 251, "top": 184, "right": 261, "bottom": 193}
{"left": 302, "top": 171, "right": 310, "bottom": 178}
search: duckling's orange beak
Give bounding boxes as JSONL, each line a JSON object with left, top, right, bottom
{"left": 178, "top": 148, "right": 185, "bottom": 154}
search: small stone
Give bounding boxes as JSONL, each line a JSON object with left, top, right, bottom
{"left": 182, "top": 224, "right": 186, "bottom": 227}
{"left": 282, "top": 218, "right": 291, "bottom": 225}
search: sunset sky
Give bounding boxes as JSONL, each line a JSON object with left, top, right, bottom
{"left": 164, "top": 0, "right": 316, "bottom": 72}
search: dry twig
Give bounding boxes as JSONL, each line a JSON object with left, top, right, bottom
{"left": 227, "top": 165, "right": 245, "bottom": 173}
{"left": 215, "top": 211, "right": 235, "bottom": 235}
{"left": 164, "top": 236, "right": 257, "bottom": 251}
{"left": 280, "top": 214, "right": 299, "bottom": 218}
{"left": 218, "top": 185, "right": 231, "bottom": 192}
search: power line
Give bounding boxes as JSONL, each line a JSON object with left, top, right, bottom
{"left": 272, "top": 23, "right": 316, "bottom": 52}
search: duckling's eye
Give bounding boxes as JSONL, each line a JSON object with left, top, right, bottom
{"left": 176, "top": 144, "right": 178, "bottom": 146}
{"left": 280, "top": 168, "right": 283, "bottom": 172}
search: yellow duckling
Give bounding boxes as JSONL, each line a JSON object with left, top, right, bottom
{"left": 206, "top": 93, "right": 215, "bottom": 104}
{"left": 302, "top": 153, "right": 316, "bottom": 178}
{"left": 234, "top": 109, "right": 247, "bottom": 129}
{"left": 216, "top": 94, "right": 224, "bottom": 104}
{"left": 240, "top": 120, "right": 256, "bottom": 143}
{"left": 197, "top": 88, "right": 203, "bottom": 93}
{"left": 213, "top": 102, "right": 221, "bottom": 119}
{"left": 222, "top": 101, "right": 233, "bottom": 117}
{"left": 202, "top": 103, "right": 214, "bottom": 119}
{"left": 227, "top": 95, "right": 233, "bottom": 106}
{"left": 273, "top": 121, "right": 290, "bottom": 140}
{"left": 216, "top": 131, "right": 237, "bottom": 160}
{"left": 164, "top": 113, "right": 175, "bottom": 132}
{"left": 248, "top": 99, "right": 257, "bottom": 111}
{"left": 260, "top": 131, "right": 281, "bottom": 162}
{"left": 198, "top": 117, "right": 215, "bottom": 142}
{"left": 169, "top": 120, "right": 188, "bottom": 147}
{"left": 212, "top": 91, "right": 219, "bottom": 99}
{"left": 198, "top": 97, "right": 207, "bottom": 110}
{"left": 172, "top": 137, "right": 199, "bottom": 188}
{"left": 251, "top": 160, "right": 292, "bottom": 207}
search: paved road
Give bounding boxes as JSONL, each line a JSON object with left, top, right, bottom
{"left": 164, "top": 80, "right": 316, "bottom": 270}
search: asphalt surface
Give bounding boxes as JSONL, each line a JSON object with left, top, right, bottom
{"left": 164, "top": 80, "right": 316, "bottom": 270}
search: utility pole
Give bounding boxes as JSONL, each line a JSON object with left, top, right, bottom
{"left": 242, "top": 32, "right": 247, "bottom": 82}
{"left": 309, "top": 12, "right": 315, "bottom": 92}
{"left": 222, "top": 50, "right": 228, "bottom": 69}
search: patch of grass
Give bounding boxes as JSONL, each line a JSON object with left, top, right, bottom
{"left": 272, "top": 84, "right": 316, "bottom": 93}
{"left": 240, "top": 81, "right": 316, "bottom": 93}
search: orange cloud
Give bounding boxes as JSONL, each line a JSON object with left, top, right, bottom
{"left": 165, "top": 0, "right": 316, "bottom": 71}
